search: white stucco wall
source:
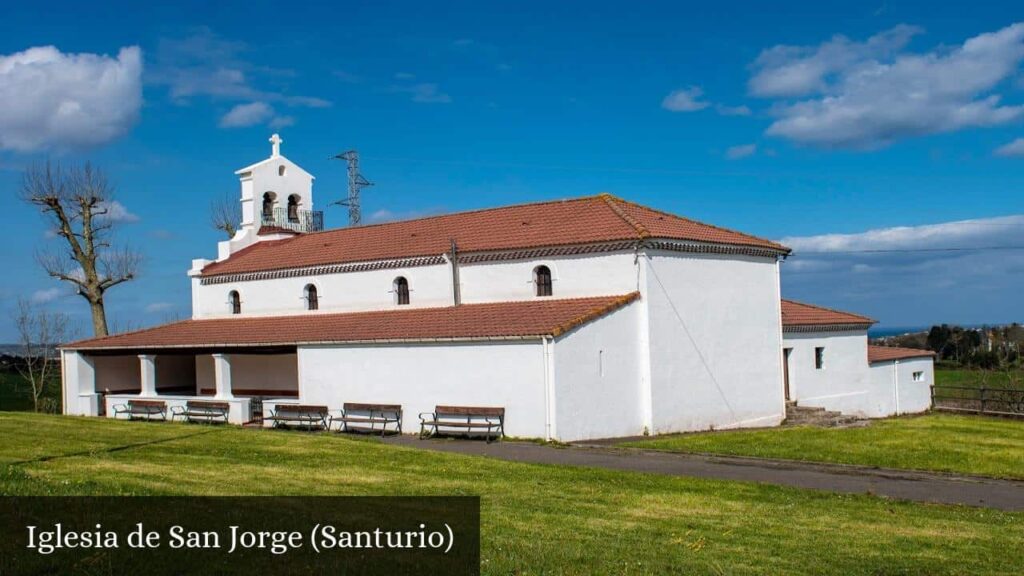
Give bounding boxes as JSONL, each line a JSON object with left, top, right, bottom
{"left": 194, "top": 252, "right": 642, "bottom": 319}
{"left": 870, "top": 357, "right": 934, "bottom": 416}
{"left": 643, "top": 251, "right": 785, "bottom": 433}
{"left": 553, "top": 301, "right": 644, "bottom": 441}
{"left": 298, "top": 341, "right": 548, "bottom": 438}
{"left": 459, "top": 252, "right": 639, "bottom": 304}
{"left": 782, "top": 330, "right": 877, "bottom": 416}
{"left": 239, "top": 154, "right": 314, "bottom": 232}
{"left": 192, "top": 263, "right": 454, "bottom": 319}
{"left": 62, "top": 350, "right": 98, "bottom": 416}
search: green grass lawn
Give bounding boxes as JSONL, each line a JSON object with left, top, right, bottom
{"left": 1, "top": 412, "right": 1022, "bottom": 575}
{"left": 620, "top": 414, "right": 1024, "bottom": 480}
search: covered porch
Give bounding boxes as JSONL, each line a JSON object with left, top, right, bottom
{"left": 62, "top": 347, "right": 300, "bottom": 425}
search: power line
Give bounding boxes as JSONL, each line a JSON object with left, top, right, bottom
{"left": 792, "top": 245, "right": 1024, "bottom": 255}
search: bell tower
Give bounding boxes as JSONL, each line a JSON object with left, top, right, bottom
{"left": 235, "top": 133, "right": 316, "bottom": 234}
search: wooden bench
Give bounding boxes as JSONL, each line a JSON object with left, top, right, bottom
{"left": 171, "top": 400, "right": 230, "bottom": 424}
{"left": 331, "top": 403, "right": 403, "bottom": 436}
{"left": 112, "top": 399, "right": 167, "bottom": 421}
{"left": 419, "top": 406, "right": 505, "bottom": 443}
{"left": 267, "top": 404, "right": 329, "bottom": 430}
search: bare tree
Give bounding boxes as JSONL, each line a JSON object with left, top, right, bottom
{"left": 210, "top": 191, "right": 242, "bottom": 239}
{"left": 13, "top": 299, "right": 71, "bottom": 413}
{"left": 20, "top": 161, "right": 142, "bottom": 337}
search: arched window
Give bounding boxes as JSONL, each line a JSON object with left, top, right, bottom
{"left": 278, "top": 165, "right": 287, "bottom": 177}
{"left": 287, "top": 194, "right": 300, "bottom": 223}
{"left": 228, "top": 291, "right": 241, "bottom": 314}
{"left": 394, "top": 277, "right": 410, "bottom": 305}
{"left": 262, "top": 192, "right": 276, "bottom": 221}
{"left": 534, "top": 265, "right": 553, "bottom": 297}
{"left": 305, "top": 284, "right": 318, "bottom": 311}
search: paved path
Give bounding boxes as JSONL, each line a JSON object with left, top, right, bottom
{"left": 383, "top": 436, "right": 1024, "bottom": 511}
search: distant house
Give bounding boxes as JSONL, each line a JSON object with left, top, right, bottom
{"left": 61, "top": 135, "right": 934, "bottom": 440}
{"left": 781, "top": 300, "right": 935, "bottom": 417}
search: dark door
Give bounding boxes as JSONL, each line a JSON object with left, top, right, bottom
{"left": 783, "top": 348, "right": 793, "bottom": 401}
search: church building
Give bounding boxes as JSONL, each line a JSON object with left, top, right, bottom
{"left": 61, "top": 135, "right": 934, "bottom": 441}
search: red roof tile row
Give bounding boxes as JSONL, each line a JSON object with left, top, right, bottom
{"left": 66, "top": 294, "right": 640, "bottom": 350}
{"left": 868, "top": 345, "right": 936, "bottom": 363}
{"left": 781, "top": 299, "right": 876, "bottom": 327}
{"left": 200, "top": 194, "right": 789, "bottom": 277}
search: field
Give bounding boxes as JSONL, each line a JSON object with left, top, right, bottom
{"left": 620, "top": 413, "right": 1024, "bottom": 479}
{"left": 1, "top": 412, "right": 1023, "bottom": 575}
{"left": 935, "top": 367, "right": 1024, "bottom": 388}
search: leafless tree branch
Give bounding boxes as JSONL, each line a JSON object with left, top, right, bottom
{"left": 13, "top": 299, "right": 72, "bottom": 412}
{"left": 20, "top": 161, "right": 142, "bottom": 337}
{"left": 210, "top": 191, "right": 242, "bottom": 239}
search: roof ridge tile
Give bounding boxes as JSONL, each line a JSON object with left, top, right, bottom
{"left": 600, "top": 194, "right": 650, "bottom": 239}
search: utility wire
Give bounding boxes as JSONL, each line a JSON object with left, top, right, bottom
{"left": 792, "top": 245, "right": 1024, "bottom": 255}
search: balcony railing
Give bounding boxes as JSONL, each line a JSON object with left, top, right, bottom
{"left": 260, "top": 207, "right": 324, "bottom": 233}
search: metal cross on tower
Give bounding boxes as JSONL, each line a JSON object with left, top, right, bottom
{"left": 331, "top": 150, "right": 373, "bottom": 226}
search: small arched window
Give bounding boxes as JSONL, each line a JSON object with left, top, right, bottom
{"left": 228, "top": 291, "right": 241, "bottom": 315}
{"left": 394, "top": 277, "right": 410, "bottom": 305}
{"left": 262, "top": 192, "right": 276, "bottom": 220}
{"left": 305, "top": 284, "right": 318, "bottom": 311}
{"left": 278, "top": 165, "right": 287, "bottom": 177}
{"left": 287, "top": 194, "right": 300, "bottom": 223}
{"left": 534, "top": 265, "right": 553, "bottom": 297}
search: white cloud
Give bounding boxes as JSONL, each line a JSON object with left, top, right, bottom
{"left": 31, "top": 287, "right": 62, "bottom": 304}
{"left": 726, "top": 143, "right": 757, "bottom": 159}
{"left": 995, "top": 137, "right": 1024, "bottom": 157}
{"left": 367, "top": 207, "right": 444, "bottom": 224}
{"left": 151, "top": 28, "right": 329, "bottom": 116}
{"left": 0, "top": 45, "right": 142, "bottom": 152}
{"left": 145, "top": 302, "right": 174, "bottom": 313}
{"left": 219, "top": 102, "right": 295, "bottom": 129}
{"left": 754, "top": 23, "right": 1024, "bottom": 149}
{"left": 780, "top": 215, "right": 1024, "bottom": 253}
{"left": 661, "top": 87, "right": 709, "bottom": 112}
{"left": 97, "top": 200, "right": 140, "bottom": 223}
{"left": 269, "top": 115, "right": 295, "bottom": 129}
{"left": 715, "top": 104, "right": 752, "bottom": 116}
{"left": 780, "top": 215, "right": 1024, "bottom": 325}
{"left": 663, "top": 88, "right": 753, "bottom": 116}
{"left": 406, "top": 83, "right": 451, "bottom": 104}
{"left": 750, "top": 25, "right": 921, "bottom": 97}
{"left": 219, "top": 102, "right": 273, "bottom": 127}
{"left": 333, "top": 70, "right": 361, "bottom": 83}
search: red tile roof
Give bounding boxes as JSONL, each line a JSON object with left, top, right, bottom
{"left": 201, "top": 195, "right": 789, "bottom": 277}
{"left": 781, "top": 299, "right": 876, "bottom": 327}
{"left": 868, "top": 345, "right": 936, "bottom": 363}
{"left": 65, "top": 294, "right": 640, "bottom": 350}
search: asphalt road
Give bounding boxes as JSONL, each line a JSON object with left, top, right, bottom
{"left": 384, "top": 435, "right": 1024, "bottom": 511}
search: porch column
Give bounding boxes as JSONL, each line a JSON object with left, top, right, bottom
{"left": 212, "top": 354, "right": 233, "bottom": 399}
{"left": 138, "top": 354, "right": 157, "bottom": 397}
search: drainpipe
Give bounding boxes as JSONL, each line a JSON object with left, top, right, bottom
{"left": 635, "top": 247, "right": 654, "bottom": 434}
{"left": 893, "top": 360, "right": 900, "bottom": 415}
{"left": 774, "top": 255, "right": 787, "bottom": 417}
{"left": 542, "top": 336, "right": 556, "bottom": 441}
{"left": 449, "top": 239, "right": 461, "bottom": 306}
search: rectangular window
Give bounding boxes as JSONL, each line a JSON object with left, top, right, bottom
{"left": 913, "top": 371, "right": 924, "bottom": 382}
{"left": 814, "top": 347, "right": 825, "bottom": 370}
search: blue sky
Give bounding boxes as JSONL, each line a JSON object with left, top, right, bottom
{"left": 1, "top": 0, "right": 1023, "bottom": 340}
